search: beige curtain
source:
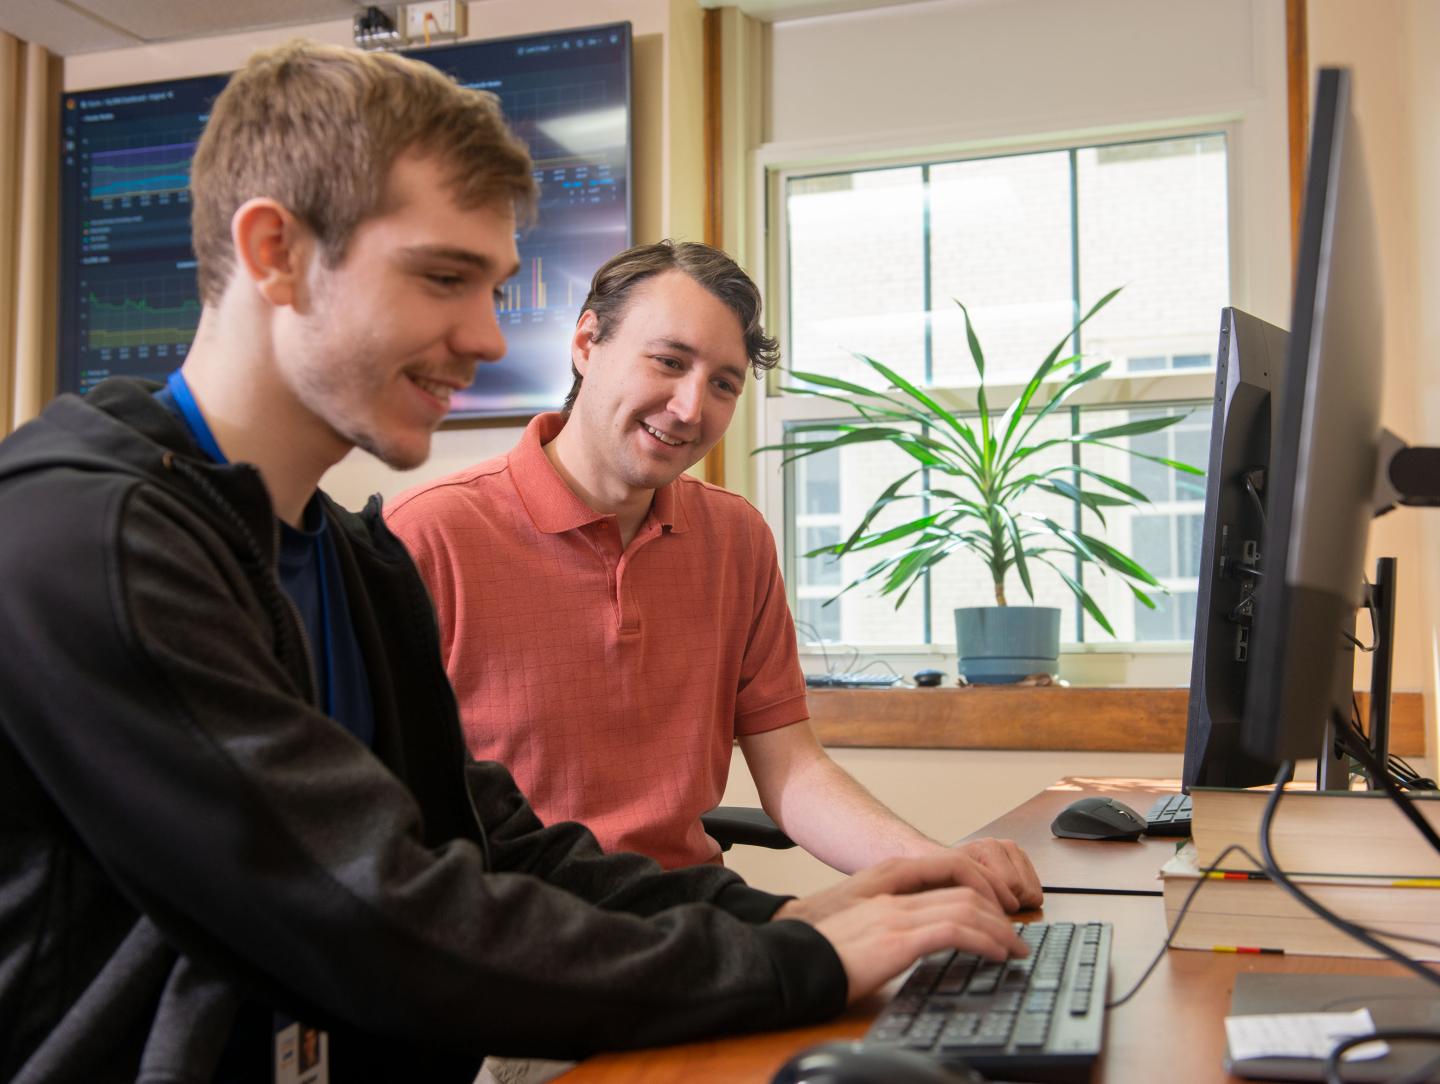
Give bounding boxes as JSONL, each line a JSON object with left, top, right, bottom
{"left": 0, "top": 33, "right": 58, "bottom": 436}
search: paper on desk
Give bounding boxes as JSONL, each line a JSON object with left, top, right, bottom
{"left": 1225, "top": 1009, "right": 1389, "bottom": 1063}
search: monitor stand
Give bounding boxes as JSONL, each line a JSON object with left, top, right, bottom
{"left": 1318, "top": 556, "right": 1399, "bottom": 791}
{"left": 1361, "top": 556, "right": 1397, "bottom": 788}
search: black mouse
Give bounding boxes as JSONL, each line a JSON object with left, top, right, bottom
{"left": 772, "top": 1041, "right": 986, "bottom": 1084}
{"left": 1050, "top": 795, "right": 1146, "bottom": 841}
{"left": 913, "top": 668, "right": 945, "bottom": 687}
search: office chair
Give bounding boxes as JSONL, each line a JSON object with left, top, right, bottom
{"left": 701, "top": 806, "right": 795, "bottom": 852}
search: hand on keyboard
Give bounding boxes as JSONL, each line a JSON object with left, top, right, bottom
{"left": 772, "top": 853, "right": 1033, "bottom": 1004}
{"left": 811, "top": 886, "right": 1030, "bottom": 1005}
{"left": 948, "top": 838, "right": 1043, "bottom": 911}
{"left": 776, "top": 851, "right": 1024, "bottom": 926}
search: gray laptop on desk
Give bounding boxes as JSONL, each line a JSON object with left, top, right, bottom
{"left": 1226, "top": 974, "right": 1440, "bottom": 1082}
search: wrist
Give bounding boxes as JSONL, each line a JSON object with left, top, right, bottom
{"left": 773, "top": 897, "right": 811, "bottom": 924}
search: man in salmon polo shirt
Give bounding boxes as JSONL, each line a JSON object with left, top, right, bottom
{"left": 387, "top": 240, "right": 1040, "bottom": 893}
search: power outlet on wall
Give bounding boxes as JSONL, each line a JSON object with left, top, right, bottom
{"left": 404, "top": 0, "right": 467, "bottom": 43}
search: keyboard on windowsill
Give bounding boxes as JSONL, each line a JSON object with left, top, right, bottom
{"left": 862, "top": 920, "right": 1111, "bottom": 1083}
{"left": 1144, "top": 792, "right": 1193, "bottom": 837}
{"left": 804, "top": 673, "right": 902, "bottom": 688}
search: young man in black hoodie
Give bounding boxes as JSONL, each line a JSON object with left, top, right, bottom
{"left": 0, "top": 41, "right": 1035, "bottom": 1083}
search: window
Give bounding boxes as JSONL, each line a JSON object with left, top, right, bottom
{"left": 768, "top": 132, "right": 1229, "bottom": 651}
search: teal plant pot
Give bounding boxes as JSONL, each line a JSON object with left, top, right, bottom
{"left": 954, "top": 606, "right": 1061, "bottom": 684}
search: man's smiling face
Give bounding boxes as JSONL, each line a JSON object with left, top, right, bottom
{"left": 275, "top": 152, "right": 520, "bottom": 470}
{"left": 567, "top": 269, "right": 748, "bottom": 495}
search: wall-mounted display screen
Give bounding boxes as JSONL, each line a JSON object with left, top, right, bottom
{"left": 57, "top": 22, "right": 632, "bottom": 419}
{"left": 57, "top": 73, "right": 228, "bottom": 397}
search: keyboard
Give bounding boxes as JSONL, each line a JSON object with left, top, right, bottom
{"left": 863, "top": 920, "right": 1111, "bottom": 1083}
{"left": 1144, "top": 793, "right": 1193, "bottom": 837}
{"left": 804, "top": 673, "right": 901, "bottom": 688}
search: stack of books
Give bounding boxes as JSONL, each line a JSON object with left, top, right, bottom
{"left": 1161, "top": 788, "right": 1440, "bottom": 960}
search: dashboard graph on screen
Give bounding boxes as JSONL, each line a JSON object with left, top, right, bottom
{"left": 59, "top": 77, "right": 227, "bottom": 394}
{"left": 58, "top": 23, "right": 632, "bottom": 418}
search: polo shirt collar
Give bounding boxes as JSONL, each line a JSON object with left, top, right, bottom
{"left": 512, "top": 412, "right": 689, "bottom": 535}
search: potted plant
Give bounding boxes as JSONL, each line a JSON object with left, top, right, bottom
{"left": 760, "top": 290, "right": 1202, "bottom": 683}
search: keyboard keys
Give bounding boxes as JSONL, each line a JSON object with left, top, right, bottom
{"left": 863, "top": 921, "right": 1111, "bottom": 1080}
{"left": 935, "top": 953, "right": 978, "bottom": 994}
{"left": 1145, "top": 793, "right": 1194, "bottom": 836}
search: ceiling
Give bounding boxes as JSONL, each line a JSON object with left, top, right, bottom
{"left": 0, "top": 0, "right": 372, "bottom": 55}
{"left": 1, "top": 0, "right": 941, "bottom": 56}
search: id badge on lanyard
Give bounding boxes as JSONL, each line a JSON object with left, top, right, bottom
{"left": 274, "top": 1021, "right": 329, "bottom": 1084}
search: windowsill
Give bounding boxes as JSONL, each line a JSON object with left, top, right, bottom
{"left": 807, "top": 686, "right": 1426, "bottom": 754}
{"left": 799, "top": 645, "right": 1196, "bottom": 687}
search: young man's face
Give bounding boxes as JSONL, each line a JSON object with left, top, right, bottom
{"left": 276, "top": 153, "right": 520, "bottom": 470}
{"left": 568, "top": 270, "right": 748, "bottom": 493}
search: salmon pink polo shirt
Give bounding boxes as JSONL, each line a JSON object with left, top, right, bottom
{"left": 386, "top": 412, "right": 809, "bottom": 868}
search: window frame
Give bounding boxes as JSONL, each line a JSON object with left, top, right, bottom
{"left": 752, "top": 119, "right": 1246, "bottom": 685}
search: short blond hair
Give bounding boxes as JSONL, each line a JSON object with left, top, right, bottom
{"left": 190, "top": 40, "right": 537, "bottom": 303}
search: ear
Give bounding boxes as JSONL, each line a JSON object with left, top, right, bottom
{"left": 571, "top": 310, "right": 601, "bottom": 377}
{"left": 230, "top": 197, "right": 311, "bottom": 309}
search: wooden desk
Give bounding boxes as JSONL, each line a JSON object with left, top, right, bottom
{"left": 557, "top": 778, "right": 1416, "bottom": 1083}
{"left": 560, "top": 893, "right": 1412, "bottom": 1084}
{"left": 965, "top": 776, "right": 1183, "bottom": 896}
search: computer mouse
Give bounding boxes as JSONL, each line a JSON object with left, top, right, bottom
{"left": 771, "top": 1041, "right": 986, "bottom": 1084}
{"left": 1050, "top": 795, "right": 1146, "bottom": 841}
{"left": 913, "top": 668, "right": 945, "bottom": 687}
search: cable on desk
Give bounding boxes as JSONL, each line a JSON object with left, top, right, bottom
{"left": 1323, "top": 1030, "right": 1440, "bottom": 1084}
{"left": 1106, "top": 757, "right": 1440, "bottom": 1080}
{"left": 1104, "top": 840, "right": 1260, "bottom": 1011}
{"left": 1256, "top": 759, "right": 1440, "bottom": 989}
{"left": 1104, "top": 838, "right": 1440, "bottom": 1012}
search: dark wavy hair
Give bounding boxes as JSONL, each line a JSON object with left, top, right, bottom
{"left": 564, "top": 240, "right": 780, "bottom": 412}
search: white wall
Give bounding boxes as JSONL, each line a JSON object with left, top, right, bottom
{"left": 1406, "top": 0, "right": 1440, "bottom": 773}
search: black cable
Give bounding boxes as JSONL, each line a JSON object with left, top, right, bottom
{"left": 1104, "top": 841, "right": 1273, "bottom": 1010}
{"left": 1258, "top": 761, "right": 1440, "bottom": 988}
{"left": 1323, "top": 1030, "right": 1440, "bottom": 1084}
{"left": 1243, "top": 470, "right": 1267, "bottom": 531}
{"left": 1344, "top": 695, "right": 1437, "bottom": 791}
{"left": 1342, "top": 738, "right": 1440, "bottom": 853}
{"left": 1104, "top": 836, "right": 1440, "bottom": 1012}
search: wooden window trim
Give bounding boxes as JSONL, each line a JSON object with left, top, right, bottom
{"left": 808, "top": 687, "right": 1424, "bottom": 755}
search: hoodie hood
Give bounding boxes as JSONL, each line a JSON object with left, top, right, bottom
{"left": 0, "top": 379, "right": 280, "bottom": 567}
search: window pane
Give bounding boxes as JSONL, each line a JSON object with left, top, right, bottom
{"left": 1076, "top": 403, "right": 1210, "bottom": 641}
{"left": 776, "top": 132, "right": 1230, "bottom": 652}
{"left": 1131, "top": 515, "right": 1173, "bottom": 579}
{"left": 1175, "top": 427, "right": 1210, "bottom": 501}
{"left": 795, "top": 597, "right": 841, "bottom": 644}
{"left": 798, "top": 446, "right": 841, "bottom": 515}
{"left": 783, "top": 423, "right": 927, "bottom": 645}
{"left": 798, "top": 524, "right": 843, "bottom": 585}
{"left": 1135, "top": 588, "right": 1197, "bottom": 641}
{"left": 1176, "top": 513, "right": 1203, "bottom": 579}
{"left": 929, "top": 152, "right": 1075, "bottom": 386}
{"left": 787, "top": 168, "right": 928, "bottom": 385}
{"left": 1076, "top": 135, "right": 1229, "bottom": 374}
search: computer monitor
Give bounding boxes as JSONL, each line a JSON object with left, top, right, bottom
{"left": 1242, "top": 67, "right": 1383, "bottom": 766}
{"left": 1181, "top": 307, "right": 1288, "bottom": 789}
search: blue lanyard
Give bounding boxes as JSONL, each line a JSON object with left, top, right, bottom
{"left": 165, "top": 369, "right": 336, "bottom": 717}
{"left": 165, "top": 369, "right": 228, "bottom": 464}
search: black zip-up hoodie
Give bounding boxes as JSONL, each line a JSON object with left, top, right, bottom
{"left": 0, "top": 379, "right": 845, "bottom": 1083}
